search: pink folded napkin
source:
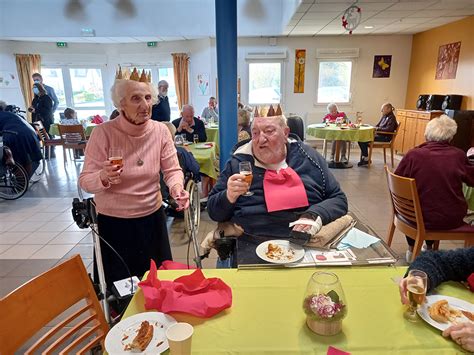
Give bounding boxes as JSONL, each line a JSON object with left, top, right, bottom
{"left": 139, "top": 260, "right": 232, "bottom": 318}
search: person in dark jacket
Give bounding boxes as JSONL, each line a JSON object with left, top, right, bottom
{"left": 0, "top": 111, "right": 42, "bottom": 177}
{"left": 151, "top": 80, "right": 171, "bottom": 122}
{"left": 207, "top": 115, "right": 348, "bottom": 239}
{"left": 172, "top": 105, "right": 207, "bottom": 143}
{"left": 395, "top": 115, "right": 474, "bottom": 262}
{"left": 29, "top": 82, "right": 54, "bottom": 134}
{"left": 399, "top": 248, "right": 474, "bottom": 352}
{"left": 358, "top": 102, "right": 398, "bottom": 166}
{"left": 32, "top": 73, "right": 59, "bottom": 113}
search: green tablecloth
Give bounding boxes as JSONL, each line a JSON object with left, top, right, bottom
{"left": 187, "top": 143, "right": 218, "bottom": 180}
{"left": 123, "top": 267, "right": 469, "bottom": 354}
{"left": 206, "top": 127, "right": 219, "bottom": 146}
{"left": 49, "top": 123, "right": 96, "bottom": 137}
{"left": 464, "top": 184, "right": 474, "bottom": 210}
{"left": 307, "top": 124, "right": 375, "bottom": 142}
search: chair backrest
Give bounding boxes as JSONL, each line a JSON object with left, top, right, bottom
{"left": 0, "top": 255, "right": 109, "bottom": 354}
{"left": 384, "top": 166, "right": 426, "bottom": 234}
{"left": 32, "top": 121, "right": 50, "bottom": 142}
{"left": 287, "top": 115, "right": 304, "bottom": 141}
{"left": 58, "top": 124, "right": 86, "bottom": 145}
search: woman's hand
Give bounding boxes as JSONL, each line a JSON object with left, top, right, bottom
{"left": 443, "top": 323, "right": 474, "bottom": 352}
{"left": 99, "top": 160, "right": 123, "bottom": 186}
{"left": 226, "top": 174, "right": 250, "bottom": 203}
{"left": 171, "top": 185, "right": 189, "bottom": 211}
{"left": 398, "top": 278, "right": 409, "bottom": 305}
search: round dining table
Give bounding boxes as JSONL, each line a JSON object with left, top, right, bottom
{"left": 307, "top": 124, "right": 375, "bottom": 169}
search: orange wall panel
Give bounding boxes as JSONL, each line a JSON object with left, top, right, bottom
{"left": 405, "top": 16, "right": 474, "bottom": 110}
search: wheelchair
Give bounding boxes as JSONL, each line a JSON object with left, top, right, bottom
{"left": 0, "top": 140, "right": 29, "bottom": 200}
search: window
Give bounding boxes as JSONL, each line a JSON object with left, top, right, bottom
{"left": 41, "top": 66, "right": 106, "bottom": 120}
{"left": 317, "top": 61, "right": 353, "bottom": 104}
{"left": 41, "top": 68, "right": 67, "bottom": 108}
{"left": 158, "top": 67, "right": 179, "bottom": 119}
{"left": 248, "top": 62, "right": 281, "bottom": 105}
{"left": 69, "top": 68, "right": 105, "bottom": 108}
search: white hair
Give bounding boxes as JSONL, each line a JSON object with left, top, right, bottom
{"left": 158, "top": 80, "right": 168, "bottom": 88}
{"left": 110, "top": 79, "right": 158, "bottom": 109}
{"left": 327, "top": 103, "right": 338, "bottom": 112}
{"left": 252, "top": 115, "right": 288, "bottom": 128}
{"left": 0, "top": 100, "right": 7, "bottom": 111}
{"left": 182, "top": 104, "right": 194, "bottom": 114}
{"left": 425, "top": 115, "right": 457, "bottom": 142}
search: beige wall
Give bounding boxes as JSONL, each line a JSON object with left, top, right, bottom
{"left": 405, "top": 16, "right": 474, "bottom": 110}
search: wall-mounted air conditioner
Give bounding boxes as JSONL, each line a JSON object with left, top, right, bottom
{"left": 245, "top": 49, "right": 287, "bottom": 60}
{"left": 316, "top": 48, "right": 360, "bottom": 58}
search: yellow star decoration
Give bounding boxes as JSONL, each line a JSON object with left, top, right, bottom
{"left": 378, "top": 57, "right": 390, "bottom": 71}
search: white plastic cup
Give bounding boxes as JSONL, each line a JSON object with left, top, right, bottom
{"left": 166, "top": 322, "right": 194, "bottom": 355}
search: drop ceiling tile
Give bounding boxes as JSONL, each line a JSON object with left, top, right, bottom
{"left": 310, "top": 3, "right": 352, "bottom": 12}
{"left": 428, "top": 1, "right": 472, "bottom": 10}
{"left": 357, "top": 3, "right": 395, "bottom": 11}
{"left": 388, "top": 1, "right": 438, "bottom": 11}
{"left": 361, "top": 18, "right": 399, "bottom": 25}
{"left": 407, "top": 9, "right": 454, "bottom": 17}
{"left": 398, "top": 17, "right": 434, "bottom": 24}
{"left": 446, "top": 9, "right": 474, "bottom": 16}
{"left": 302, "top": 11, "right": 342, "bottom": 19}
{"left": 372, "top": 10, "right": 416, "bottom": 17}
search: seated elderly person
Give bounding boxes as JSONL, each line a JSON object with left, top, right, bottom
{"left": 358, "top": 102, "right": 398, "bottom": 166}
{"left": 206, "top": 115, "right": 348, "bottom": 265}
{"left": 0, "top": 110, "right": 42, "bottom": 178}
{"left": 172, "top": 105, "right": 207, "bottom": 143}
{"left": 323, "top": 103, "right": 349, "bottom": 163}
{"left": 395, "top": 115, "right": 474, "bottom": 262}
{"left": 399, "top": 248, "right": 474, "bottom": 352}
{"left": 237, "top": 108, "right": 251, "bottom": 142}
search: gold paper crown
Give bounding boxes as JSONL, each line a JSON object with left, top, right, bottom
{"left": 115, "top": 66, "right": 151, "bottom": 83}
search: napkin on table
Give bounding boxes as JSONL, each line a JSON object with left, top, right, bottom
{"left": 337, "top": 228, "right": 380, "bottom": 250}
{"left": 139, "top": 260, "right": 232, "bottom": 318}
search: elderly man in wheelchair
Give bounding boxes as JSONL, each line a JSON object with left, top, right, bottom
{"left": 204, "top": 115, "right": 348, "bottom": 267}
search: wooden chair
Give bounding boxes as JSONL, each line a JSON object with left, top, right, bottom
{"left": 0, "top": 255, "right": 109, "bottom": 354}
{"left": 32, "top": 121, "right": 62, "bottom": 160}
{"left": 368, "top": 128, "right": 399, "bottom": 168}
{"left": 385, "top": 166, "right": 474, "bottom": 262}
{"left": 57, "top": 124, "right": 87, "bottom": 162}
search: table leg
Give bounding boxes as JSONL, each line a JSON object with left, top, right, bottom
{"left": 328, "top": 140, "right": 353, "bottom": 169}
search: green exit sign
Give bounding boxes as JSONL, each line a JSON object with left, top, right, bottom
{"left": 56, "top": 42, "right": 68, "bottom": 48}
{"left": 147, "top": 41, "right": 157, "bottom": 47}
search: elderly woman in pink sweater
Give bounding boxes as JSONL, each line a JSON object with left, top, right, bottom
{"left": 80, "top": 76, "right": 188, "bottom": 287}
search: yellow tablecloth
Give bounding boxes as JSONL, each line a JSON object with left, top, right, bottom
{"left": 187, "top": 143, "right": 219, "bottom": 180}
{"left": 123, "top": 267, "right": 470, "bottom": 354}
{"left": 49, "top": 123, "right": 96, "bottom": 137}
{"left": 464, "top": 184, "right": 474, "bottom": 210}
{"left": 307, "top": 124, "right": 375, "bottom": 142}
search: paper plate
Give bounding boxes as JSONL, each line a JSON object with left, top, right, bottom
{"left": 105, "top": 312, "right": 177, "bottom": 354}
{"left": 417, "top": 295, "right": 473, "bottom": 331}
{"left": 256, "top": 240, "right": 305, "bottom": 264}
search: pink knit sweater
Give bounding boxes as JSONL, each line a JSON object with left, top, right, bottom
{"left": 79, "top": 115, "right": 184, "bottom": 218}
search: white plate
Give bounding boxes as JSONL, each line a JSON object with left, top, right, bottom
{"left": 194, "top": 143, "right": 212, "bottom": 149}
{"left": 256, "top": 240, "right": 305, "bottom": 264}
{"left": 417, "top": 295, "right": 474, "bottom": 331}
{"left": 105, "top": 312, "right": 177, "bottom": 354}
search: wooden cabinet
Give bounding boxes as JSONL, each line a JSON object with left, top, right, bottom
{"left": 394, "top": 109, "right": 443, "bottom": 155}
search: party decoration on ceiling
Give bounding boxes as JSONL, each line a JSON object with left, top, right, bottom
{"left": 435, "top": 41, "right": 461, "bottom": 80}
{"left": 342, "top": 3, "right": 362, "bottom": 35}
{"left": 294, "top": 49, "right": 306, "bottom": 93}
{"left": 372, "top": 55, "right": 392, "bottom": 78}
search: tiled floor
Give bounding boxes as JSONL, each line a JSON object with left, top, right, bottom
{"left": 0, "top": 147, "right": 465, "bottom": 301}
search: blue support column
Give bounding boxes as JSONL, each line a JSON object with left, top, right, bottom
{"left": 215, "top": 0, "right": 238, "bottom": 171}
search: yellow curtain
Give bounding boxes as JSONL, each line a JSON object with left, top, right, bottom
{"left": 172, "top": 53, "right": 190, "bottom": 111}
{"left": 15, "top": 54, "right": 41, "bottom": 121}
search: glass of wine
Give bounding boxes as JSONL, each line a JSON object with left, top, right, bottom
{"left": 239, "top": 161, "right": 254, "bottom": 197}
{"left": 174, "top": 135, "right": 184, "bottom": 146}
{"left": 108, "top": 148, "right": 123, "bottom": 167}
{"left": 193, "top": 134, "right": 199, "bottom": 144}
{"left": 404, "top": 269, "right": 427, "bottom": 322}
